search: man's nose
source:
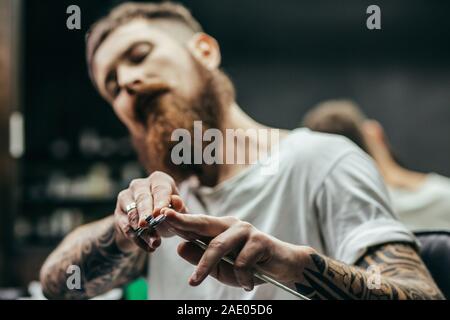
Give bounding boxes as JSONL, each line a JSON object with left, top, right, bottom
{"left": 117, "top": 65, "right": 146, "bottom": 95}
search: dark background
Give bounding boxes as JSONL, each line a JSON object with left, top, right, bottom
{"left": 25, "top": 0, "right": 450, "bottom": 173}
{"left": 1, "top": 0, "right": 450, "bottom": 289}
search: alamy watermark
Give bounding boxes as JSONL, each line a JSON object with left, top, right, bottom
{"left": 66, "top": 264, "right": 81, "bottom": 290}
{"left": 66, "top": 5, "right": 382, "bottom": 31}
{"left": 64, "top": 263, "right": 382, "bottom": 293}
{"left": 366, "top": 5, "right": 381, "bottom": 30}
{"left": 66, "top": 5, "right": 81, "bottom": 30}
{"left": 170, "top": 121, "right": 280, "bottom": 176}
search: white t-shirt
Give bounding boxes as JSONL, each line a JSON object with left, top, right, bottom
{"left": 389, "top": 173, "right": 450, "bottom": 231}
{"left": 147, "top": 128, "right": 416, "bottom": 300}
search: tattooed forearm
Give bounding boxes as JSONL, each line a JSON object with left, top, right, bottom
{"left": 295, "top": 243, "right": 444, "bottom": 300}
{"left": 40, "top": 216, "right": 146, "bottom": 299}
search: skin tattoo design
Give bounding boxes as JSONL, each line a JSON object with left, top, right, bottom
{"left": 296, "top": 243, "right": 443, "bottom": 300}
{"left": 41, "top": 217, "right": 147, "bottom": 299}
{"left": 41, "top": 214, "right": 444, "bottom": 300}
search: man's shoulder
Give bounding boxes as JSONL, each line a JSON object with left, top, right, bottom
{"left": 281, "top": 128, "right": 362, "bottom": 169}
{"left": 264, "top": 128, "right": 369, "bottom": 202}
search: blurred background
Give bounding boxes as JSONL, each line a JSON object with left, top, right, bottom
{"left": 0, "top": 0, "right": 450, "bottom": 297}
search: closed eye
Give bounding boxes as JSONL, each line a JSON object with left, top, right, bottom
{"left": 126, "top": 41, "right": 154, "bottom": 65}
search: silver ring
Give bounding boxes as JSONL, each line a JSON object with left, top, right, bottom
{"left": 126, "top": 202, "right": 137, "bottom": 214}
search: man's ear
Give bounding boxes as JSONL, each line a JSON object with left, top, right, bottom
{"left": 187, "top": 32, "right": 221, "bottom": 70}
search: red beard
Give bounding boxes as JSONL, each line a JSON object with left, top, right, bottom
{"left": 132, "top": 68, "right": 234, "bottom": 184}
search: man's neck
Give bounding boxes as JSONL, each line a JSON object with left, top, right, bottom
{"left": 199, "top": 102, "right": 289, "bottom": 186}
{"left": 368, "top": 142, "right": 427, "bottom": 191}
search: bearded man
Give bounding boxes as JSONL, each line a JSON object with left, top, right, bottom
{"left": 40, "top": 2, "right": 443, "bottom": 300}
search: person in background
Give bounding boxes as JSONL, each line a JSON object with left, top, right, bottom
{"left": 303, "top": 99, "right": 450, "bottom": 231}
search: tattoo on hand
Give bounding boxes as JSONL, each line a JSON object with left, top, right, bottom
{"left": 295, "top": 243, "right": 444, "bottom": 300}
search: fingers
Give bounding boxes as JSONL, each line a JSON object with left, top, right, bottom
{"left": 130, "top": 172, "right": 177, "bottom": 227}
{"left": 114, "top": 171, "right": 183, "bottom": 252}
{"left": 149, "top": 171, "right": 178, "bottom": 215}
{"left": 140, "top": 228, "right": 161, "bottom": 251}
{"left": 177, "top": 242, "right": 238, "bottom": 287}
{"left": 150, "top": 181, "right": 171, "bottom": 215}
{"left": 116, "top": 188, "right": 162, "bottom": 252}
{"left": 170, "top": 195, "right": 187, "bottom": 213}
{"left": 164, "top": 209, "right": 237, "bottom": 237}
{"left": 116, "top": 189, "right": 151, "bottom": 251}
{"left": 188, "top": 224, "right": 250, "bottom": 286}
{"left": 118, "top": 189, "right": 139, "bottom": 229}
{"left": 115, "top": 208, "right": 136, "bottom": 239}
{"left": 115, "top": 208, "right": 151, "bottom": 252}
{"left": 177, "top": 241, "right": 204, "bottom": 266}
{"left": 129, "top": 178, "right": 154, "bottom": 227}
{"left": 233, "top": 236, "right": 268, "bottom": 291}
{"left": 167, "top": 226, "right": 201, "bottom": 242}
{"left": 135, "top": 232, "right": 157, "bottom": 253}
{"left": 171, "top": 213, "right": 267, "bottom": 291}
{"left": 158, "top": 206, "right": 198, "bottom": 238}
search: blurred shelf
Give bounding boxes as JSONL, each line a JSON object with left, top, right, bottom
{"left": 23, "top": 197, "right": 115, "bottom": 206}
{"left": 12, "top": 244, "right": 61, "bottom": 287}
{"left": 19, "top": 198, "right": 116, "bottom": 218}
{"left": 21, "top": 198, "right": 115, "bottom": 213}
{"left": 21, "top": 156, "right": 140, "bottom": 167}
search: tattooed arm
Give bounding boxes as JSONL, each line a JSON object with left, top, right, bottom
{"left": 40, "top": 172, "right": 187, "bottom": 299}
{"left": 295, "top": 242, "right": 444, "bottom": 300}
{"left": 40, "top": 216, "right": 147, "bottom": 299}
{"left": 163, "top": 211, "right": 444, "bottom": 300}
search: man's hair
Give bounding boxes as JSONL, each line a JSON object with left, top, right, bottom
{"left": 302, "top": 99, "right": 369, "bottom": 152}
{"left": 86, "top": 2, "right": 203, "bottom": 81}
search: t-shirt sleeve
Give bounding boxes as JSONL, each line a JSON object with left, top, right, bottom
{"left": 315, "top": 150, "right": 418, "bottom": 264}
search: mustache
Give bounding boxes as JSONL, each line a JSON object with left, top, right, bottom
{"left": 134, "top": 88, "right": 170, "bottom": 127}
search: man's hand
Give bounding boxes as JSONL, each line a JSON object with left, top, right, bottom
{"left": 162, "top": 209, "right": 443, "bottom": 299}
{"left": 162, "top": 209, "right": 310, "bottom": 291}
{"left": 114, "top": 171, "right": 187, "bottom": 253}
{"left": 41, "top": 171, "right": 189, "bottom": 299}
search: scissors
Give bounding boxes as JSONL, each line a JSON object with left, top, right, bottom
{"left": 135, "top": 212, "right": 310, "bottom": 300}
